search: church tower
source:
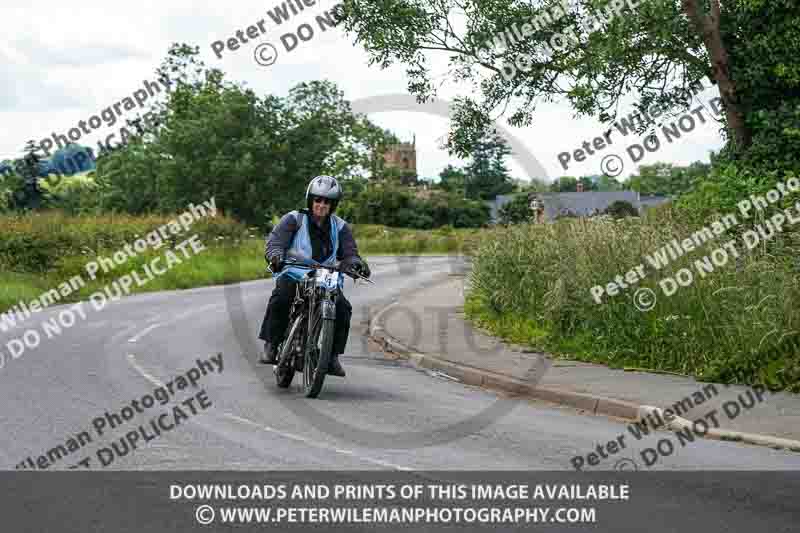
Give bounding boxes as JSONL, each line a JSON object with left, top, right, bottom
{"left": 382, "top": 134, "right": 417, "bottom": 184}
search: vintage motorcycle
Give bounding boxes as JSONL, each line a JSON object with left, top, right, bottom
{"left": 268, "top": 257, "right": 373, "bottom": 398}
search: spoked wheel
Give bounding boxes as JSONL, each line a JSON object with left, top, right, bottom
{"left": 275, "top": 316, "right": 303, "bottom": 388}
{"left": 303, "top": 315, "right": 335, "bottom": 398}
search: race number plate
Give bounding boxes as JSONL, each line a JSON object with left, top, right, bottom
{"left": 315, "top": 269, "right": 341, "bottom": 291}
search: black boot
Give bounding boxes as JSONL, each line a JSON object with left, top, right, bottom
{"left": 259, "top": 341, "right": 278, "bottom": 364}
{"left": 328, "top": 354, "right": 346, "bottom": 377}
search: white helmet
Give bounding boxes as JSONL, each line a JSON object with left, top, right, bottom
{"left": 305, "top": 175, "right": 343, "bottom": 212}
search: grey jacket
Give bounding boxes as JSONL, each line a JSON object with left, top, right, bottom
{"left": 265, "top": 209, "right": 360, "bottom": 264}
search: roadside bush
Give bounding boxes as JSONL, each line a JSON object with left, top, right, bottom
{"left": 339, "top": 185, "right": 489, "bottom": 228}
{"left": 497, "top": 194, "right": 532, "bottom": 225}
{"left": 39, "top": 173, "right": 103, "bottom": 215}
{"left": 467, "top": 213, "right": 800, "bottom": 391}
{"left": 0, "top": 211, "right": 248, "bottom": 273}
{"left": 451, "top": 203, "right": 490, "bottom": 228}
{"left": 0, "top": 213, "right": 487, "bottom": 314}
{"left": 603, "top": 200, "right": 638, "bottom": 219}
{"left": 351, "top": 224, "right": 485, "bottom": 255}
{"left": 0, "top": 172, "right": 23, "bottom": 212}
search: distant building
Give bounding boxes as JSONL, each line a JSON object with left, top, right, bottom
{"left": 383, "top": 135, "right": 418, "bottom": 185}
{"left": 640, "top": 194, "right": 672, "bottom": 210}
{"left": 487, "top": 190, "right": 670, "bottom": 223}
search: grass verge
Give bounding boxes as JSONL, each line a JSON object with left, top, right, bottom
{"left": 465, "top": 212, "right": 800, "bottom": 392}
{"left": 0, "top": 211, "right": 481, "bottom": 314}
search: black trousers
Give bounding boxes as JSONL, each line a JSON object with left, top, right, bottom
{"left": 259, "top": 275, "right": 353, "bottom": 355}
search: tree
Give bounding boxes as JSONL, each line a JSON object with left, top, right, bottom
{"left": 512, "top": 176, "right": 548, "bottom": 193}
{"left": 438, "top": 164, "right": 467, "bottom": 193}
{"left": 92, "top": 44, "right": 397, "bottom": 227}
{"left": 498, "top": 194, "right": 532, "bottom": 224}
{"left": 20, "top": 141, "right": 42, "bottom": 178}
{"left": 463, "top": 129, "right": 514, "bottom": 200}
{"left": 550, "top": 176, "right": 578, "bottom": 192}
{"left": 603, "top": 200, "right": 639, "bottom": 218}
{"left": 381, "top": 165, "right": 417, "bottom": 185}
{"left": 0, "top": 166, "right": 24, "bottom": 211}
{"left": 626, "top": 162, "right": 709, "bottom": 196}
{"left": 578, "top": 176, "right": 597, "bottom": 192}
{"left": 417, "top": 175, "right": 436, "bottom": 188}
{"left": 12, "top": 140, "right": 46, "bottom": 209}
{"left": 338, "top": 176, "right": 490, "bottom": 228}
{"left": 595, "top": 174, "right": 624, "bottom": 191}
{"left": 336, "top": 0, "right": 800, "bottom": 159}
{"left": 283, "top": 80, "right": 398, "bottom": 182}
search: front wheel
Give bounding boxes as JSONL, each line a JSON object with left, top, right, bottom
{"left": 275, "top": 316, "right": 303, "bottom": 388}
{"left": 303, "top": 316, "right": 335, "bottom": 398}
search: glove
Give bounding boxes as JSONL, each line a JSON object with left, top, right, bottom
{"left": 348, "top": 257, "right": 370, "bottom": 278}
{"left": 268, "top": 254, "right": 283, "bottom": 273}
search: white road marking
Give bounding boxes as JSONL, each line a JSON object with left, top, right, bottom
{"left": 126, "top": 353, "right": 166, "bottom": 386}
{"left": 173, "top": 303, "right": 220, "bottom": 321}
{"left": 223, "top": 413, "right": 413, "bottom": 471}
{"left": 108, "top": 322, "right": 143, "bottom": 345}
{"left": 127, "top": 303, "right": 221, "bottom": 343}
{"left": 430, "top": 370, "right": 461, "bottom": 382}
{"left": 128, "top": 323, "right": 162, "bottom": 343}
{"left": 223, "top": 414, "right": 315, "bottom": 444}
{"left": 125, "top": 353, "right": 414, "bottom": 471}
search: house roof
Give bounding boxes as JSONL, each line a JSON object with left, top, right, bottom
{"left": 487, "top": 191, "right": 647, "bottom": 221}
{"left": 537, "top": 191, "right": 640, "bottom": 219}
{"left": 640, "top": 195, "right": 672, "bottom": 208}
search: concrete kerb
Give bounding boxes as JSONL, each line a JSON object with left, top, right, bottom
{"left": 368, "top": 296, "right": 638, "bottom": 419}
{"left": 637, "top": 405, "right": 800, "bottom": 453}
{"left": 370, "top": 297, "right": 800, "bottom": 453}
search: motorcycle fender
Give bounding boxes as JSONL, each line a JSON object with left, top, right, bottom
{"left": 321, "top": 299, "right": 336, "bottom": 320}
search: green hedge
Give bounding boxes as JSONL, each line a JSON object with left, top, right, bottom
{"left": 0, "top": 210, "right": 249, "bottom": 274}
{"left": 338, "top": 185, "right": 490, "bottom": 229}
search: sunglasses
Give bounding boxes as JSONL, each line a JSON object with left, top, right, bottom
{"left": 313, "top": 197, "right": 332, "bottom": 205}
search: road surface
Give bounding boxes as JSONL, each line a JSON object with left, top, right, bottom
{"left": 1, "top": 256, "right": 798, "bottom": 472}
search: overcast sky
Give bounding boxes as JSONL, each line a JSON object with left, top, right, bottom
{"left": 1, "top": 0, "right": 726, "bottom": 182}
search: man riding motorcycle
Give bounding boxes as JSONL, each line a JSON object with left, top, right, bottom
{"left": 258, "top": 175, "right": 371, "bottom": 377}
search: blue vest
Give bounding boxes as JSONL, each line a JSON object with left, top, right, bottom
{"left": 277, "top": 211, "right": 344, "bottom": 282}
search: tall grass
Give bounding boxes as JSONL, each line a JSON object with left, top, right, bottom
{"left": 0, "top": 210, "right": 248, "bottom": 273}
{"left": 466, "top": 210, "right": 800, "bottom": 391}
{"left": 0, "top": 210, "right": 261, "bottom": 312}
{"left": 0, "top": 212, "right": 483, "bottom": 314}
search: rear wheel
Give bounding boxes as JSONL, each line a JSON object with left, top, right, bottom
{"left": 303, "top": 314, "right": 335, "bottom": 398}
{"left": 275, "top": 316, "right": 303, "bottom": 388}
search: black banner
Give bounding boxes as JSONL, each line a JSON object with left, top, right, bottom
{"left": 2, "top": 471, "right": 798, "bottom": 532}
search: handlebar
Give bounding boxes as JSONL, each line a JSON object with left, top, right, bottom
{"left": 268, "top": 258, "right": 375, "bottom": 284}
